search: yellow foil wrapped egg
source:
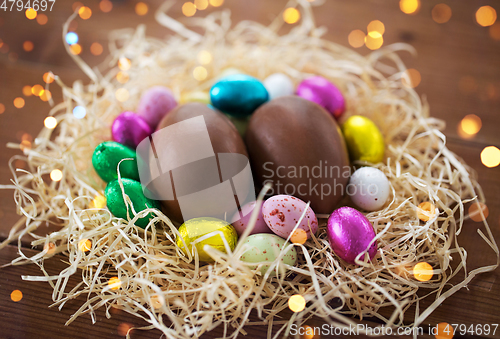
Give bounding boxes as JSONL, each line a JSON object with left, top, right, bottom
{"left": 341, "top": 115, "right": 385, "bottom": 164}
{"left": 176, "top": 217, "right": 238, "bottom": 262}
{"left": 180, "top": 91, "right": 211, "bottom": 105}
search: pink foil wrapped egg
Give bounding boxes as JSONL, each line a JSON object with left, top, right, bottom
{"left": 111, "top": 111, "right": 152, "bottom": 149}
{"left": 327, "top": 206, "right": 377, "bottom": 265}
{"left": 296, "top": 76, "right": 346, "bottom": 120}
{"left": 262, "top": 195, "right": 318, "bottom": 240}
{"left": 137, "top": 86, "right": 177, "bottom": 129}
{"left": 231, "top": 201, "right": 272, "bottom": 236}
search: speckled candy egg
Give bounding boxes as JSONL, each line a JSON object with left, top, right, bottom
{"left": 263, "top": 73, "right": 294, "bottom": 100}
{"left": 348, "top": 167, "right": 390, "bottom": 211}
{"left": 231, "top": 201, "right": 272, "bottom": 236}
{"left": 112, "top": 111, "right": 152, "bottom": 149}
{"left": 240, "top": 233, "right": 297, "bottom": 276}
{"left": 137, "top": 86, "right": 177, "bottom": 129}
{"left": 262, "top": 195, "right": 318, "bottom": 240}
{"left": 176, "top": 217, "right": 238, "bottom": 262}
{"left": 296, "top": 76, "right": 346, "bottom": 119}
{"left": 341, "top": 115, "right": 385, "bottom": 164}
{"left": 327, "top": 206, "right": 377, "bottom": 265}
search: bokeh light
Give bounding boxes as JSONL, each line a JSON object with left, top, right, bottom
{"left": 116, "top": 71, "right": 129, "bottom": 84}
{"left": 65, "top": 32, "right": 79, "bottom": 45}
{"left": 365, "top": 34, "right": 383, "bottom": 50}
{"left": 197, "top": 50, "right": 212, "bottom": 64}
{"left": 135, "top": 2, "right": 148, "bottom": 16}
{"left": 99, "top": 0, "right": 113, "bottom": 13}
{"left": 78, "top": 239, "right": 92, "bottom": 252}
{"left": 290, "top": 229, "right": 307, "bottom": 245}
{"left": 43, "top": 72, "right": 55, "bottom": 84}
{"left": 109, "top": 277, "right": 122, "bottom": 290}
{"left": 193, "top": 66, "right": 208, "bottom": 81}
{"left": 32, "top": 84, "right": 44, "bottom": 96}
{"left": 476, "top": 6, "right": 497, "bottom": 27}
{"left": 348, "top": 29, "right": 365, "bottom": 48}
{"left": 150, "top": 295, "right": 164, "bottom": 309}
{"left": 489, "top": 22, "right": 500, "bottom": 41}
{"left": 399, "top": 0, "right": 420, "bottom": 15}
{"left": 481, "top": 146, "right": 500, "bottom": 168}
{"left": 43, "top": 242, "right": 56, "bottom": 255}
{"left": 50, "top": 169, "right": 63, "bottom": 181}
{"left": 209, "top": 0, "right": 224, "bottom": 7}
{"left": 194, "top": 0, "right": 208, "bottom": 10}
{"left": 468, "top": 202, "right": 489, "bottom": 222}
{"left": 20, "top": 140, "right": 31, "bottom": 152}
{"left": 458, "top": 114, "right": 481, "bottom": 138}
{"left": 288, "top": 294, "right": 306, "bottom": 312}
{"left": 283, "top": 8, "right": 300, "bottom": 24}
{"left": 182, "top": 2, "right": 196, "bottom": 17}
{"left": 44, "top": 117, "right": 57, "bottom": 129}
{"left": 89, "top": 195, "right": 106, "bottom": 209}
{"left": 0, "top": 103, "right": 5, "bottom": 114}
{"left": 90, "top": 42, "right": 103, "bottom": 55}
{"left": 10, "top": 290, "right": 23, "bottom": 302}
{"left": 301, "top": 325, "right": 315, "bottom": 339}
{"left": 70, "top": 44, "right": 82, "bottom": 55}
{"left": 413, "top": 262, "right": 433, "bottom": 282}
{"left": 367, "top": 20, "right": 385, "bottom": 36}
{"left": 117, "top": 323, "right": 133, "bottom": 336}
{"left": 435, "top": 322, "right": 454, "bottom": 339}
{"left": 116, "top": 88, "right": 130, "bottom": 102}
{"left": 23, "top": 41, "right": 34, "bottom": 52}
{"left": 23, "top": 85, "right": 33, "bottom": 96}
{"left": 36, "top": 13, "right": 48, "bottom": 25}
{"left": 417, "top": 202, "right": 436, "bottom": 222}
{"left": 118, "top": 57, "right": 131, "bottom": 71}
{"left": 40, "top": 90, "right": 52, "bottom": 102}
{"left": 78, "top": 6, "right": 92, "bottom": 20}
{"left": 73, "top": 106, "right": 86, "bottom": 119}
{"left": 25, "top": 8, "right": 37, "bottom": 20}
{"left": 401, "top": 68, "right": 421, "bottom": 88}
{"left": 432, "top": 4, "right": 452, "bottom": 24}
{"left": 13, "top": 97, "right": 25, "bottom": 108}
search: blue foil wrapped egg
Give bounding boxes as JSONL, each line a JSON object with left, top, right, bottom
{"left": 210, "top": 74, "right": 269, "bottom": 118}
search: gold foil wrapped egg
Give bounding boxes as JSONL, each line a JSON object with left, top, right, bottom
{"left": 341, "top": 115, "right": 385, "bottom": 164}
{"left": 176, "top": 217, "right": 238, "bottom": 262}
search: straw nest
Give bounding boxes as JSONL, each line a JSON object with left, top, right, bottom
{"left": 1, "top": 0, "right": 498, "bottom": 338}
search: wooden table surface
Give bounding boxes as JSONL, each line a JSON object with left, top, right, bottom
{"left": 1, "top": 0, "right": 499, "bottom": 338}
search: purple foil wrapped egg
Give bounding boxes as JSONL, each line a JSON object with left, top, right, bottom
{"left": 262, "top": 195, "right": 318, "bottom": 240}
{"left": 137, "top": 86, "right": 177, "bottom": 129}
{"left": 111, "top": 111, "right": 152, "bottom": 149}
{"left": 296, "top": 76, "right": 346, "bottom": 120}
{"left": 327, "top": 206, "right": 377, "bottom": 264}
{"left": 231, "top": 201, "right": 272, "bottom": 236}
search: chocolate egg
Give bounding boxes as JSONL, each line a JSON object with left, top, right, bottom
{"left": 92, "top": 141, "right": 140, "bottom": 183}
{"left": 176, "top": 217, "right": 238, "bottom": 262}
{"left": 140, "top": 103, "right": 250, "bottom": 223}
{"left": 112, "top": 111, "right": 152, "bottom": 149}
{"left": 327, "top": 206, "right": 377, "bottom": 264}
{"left": 137, "top": 86, "right": 177, "bottom": 129}
{"left": 245, "top": 96, "right": 350, "bottom": 214}
{"left": 341, "top": 115, "right": 385, "bottom": 164}
{"left": 296, "top": 76, "right": 346, "bottom": 119}
{"left": 231, "top": 201, "right": 271, "bottom": 236}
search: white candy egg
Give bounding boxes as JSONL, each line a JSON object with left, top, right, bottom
{"left": 347, "top": 167, "right": 390, "bottom": 211}
{"left": 263, "top": 73, "right": 294, "bottom": 100}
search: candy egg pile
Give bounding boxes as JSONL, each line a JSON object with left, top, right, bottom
{"left": 91, "top": 71, "right": 390, "bottom": 269}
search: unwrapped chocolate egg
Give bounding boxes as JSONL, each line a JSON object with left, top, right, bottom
{"left": 263, "top": 73, "right": 294, "bottom": 100}
{"left": 210, "top": 74, "right": 269, "bottom": 117}
{"left": 137, "top": 86, "right": 177, "bottom": 129}
{"left": 341, "top": 115, "right": 385, "bottom": 164}
{"left": 240, "top": 233, "right": 297, "bottom": 276}
{"left": 105, "top": 178, "right": 161, "bottom": 228}
{"left": 112, "top": 111, "right": 152, "bottom": 149}
{"left": 327, "top": 206, "right": 377, "bottom": 264}
{"left": 92, "top": 141, "right": 139, "bottom": 183}
{"left": 176, "top": 217, "right": 238, "bottom": 262}
{"left": 296, "top": 76, "right": 345, "bottom": 119}
{"left": 231, "top": 201, "right": 271, "bottom": 236}
{"left": 262, "top": 195, "right": 318, "bottom": 240}
{"left": 245, "top": 96, "right": 350, "bottom": 214}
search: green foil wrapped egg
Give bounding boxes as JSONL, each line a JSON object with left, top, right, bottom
{"left": 240, "top": 233, "right": 297, "bottom": 276}
{"left": 105, "top": 178, "right": 160, "bottom": 228}
{"left": 341, "top": 115, "right": 385, "bottom": 164}
{"left": 176, "top": 217, "right": 238, "bottom": 262}
{"left": 92, "top": 141, "right": 140, "bottom": 183}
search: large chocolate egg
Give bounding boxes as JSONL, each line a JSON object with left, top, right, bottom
{"left": 245, "top": 96, "right": 350, "bottom": 214}
{"left": 140, "top": 103, "right": 250, "bottom": 223}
